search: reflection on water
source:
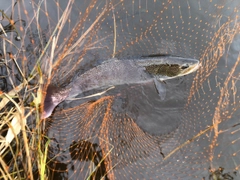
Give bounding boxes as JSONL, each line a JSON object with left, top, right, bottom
{"left": 47, "top": 137, "right": 109, "bottom": 180}
{"left": 1, "top": 0, "right": 240, "bottom": 179}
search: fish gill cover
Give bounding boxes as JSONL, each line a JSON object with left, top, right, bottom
{"left": 0, "top": 0, "right": 239, "bottom": 179}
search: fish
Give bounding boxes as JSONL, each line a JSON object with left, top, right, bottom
{"left": 42, "top": 56, "right": 200, "bottom": 118}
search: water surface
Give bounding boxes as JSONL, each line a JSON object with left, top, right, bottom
{"left": 1, "top": 0, "right": 240, "bottom": 179}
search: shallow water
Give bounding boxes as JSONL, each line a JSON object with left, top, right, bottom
{"left": 1, "top": 0, "right": 240, "bottom": 179}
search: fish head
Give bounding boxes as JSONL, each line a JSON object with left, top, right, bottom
{"left": 144, "top": 57, "right": 200, "bottom": 81}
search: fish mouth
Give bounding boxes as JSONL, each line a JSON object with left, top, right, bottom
{"left": 180, "top": 61, "right": 200, "bottom": 76}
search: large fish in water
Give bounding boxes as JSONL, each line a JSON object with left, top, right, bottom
{"left": 42, "top": 56, "right": 200, "bottom": 118}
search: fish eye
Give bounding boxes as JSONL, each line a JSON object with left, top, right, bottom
{"left": 181, "top": 64, "right": 189, "bottom": 69}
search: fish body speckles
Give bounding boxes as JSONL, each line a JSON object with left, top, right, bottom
{"left": 42, "top": 56, "right": 200, "bottom": 118}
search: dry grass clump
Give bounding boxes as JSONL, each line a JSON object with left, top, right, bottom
{"left": 0, "top": 0, "right": 113, "bottom": 179}
{"left": 0, "top": 2, "right": 54, "bottom": 179}
{"left": 0, "top": 35, "right": 48, "bottom": 180}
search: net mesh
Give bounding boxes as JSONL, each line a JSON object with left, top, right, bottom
{"left": 1, "top": 0, "right": 240, "bottom": 179}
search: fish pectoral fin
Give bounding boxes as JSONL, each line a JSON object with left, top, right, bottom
{"left": 153, "top": 78, "right": 166, "bottom": 100}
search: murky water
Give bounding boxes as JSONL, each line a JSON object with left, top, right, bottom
{"left": 1, "top": 0, "right": 240, "bottom": 179}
